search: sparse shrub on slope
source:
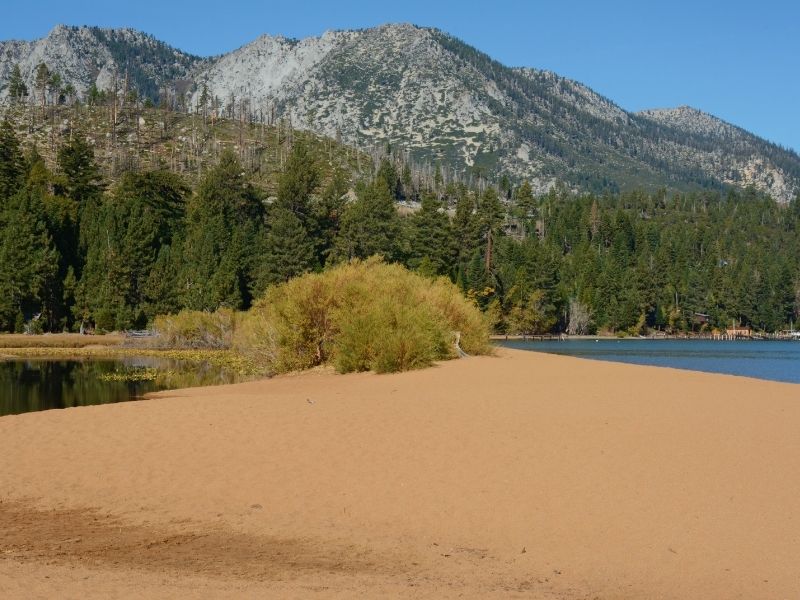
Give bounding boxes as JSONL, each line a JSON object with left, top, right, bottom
{"left": 235, "top": 258, "right": 491, "bottom": 374}
{"left": 153, "top": 308, "right": 236, "bottom": 349}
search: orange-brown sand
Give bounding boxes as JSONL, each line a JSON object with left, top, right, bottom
{"left": 1, "top": 348, "right": 799, "bottom": 599}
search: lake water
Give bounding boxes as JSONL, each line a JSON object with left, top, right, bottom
{"left": 0, "top": 357, "right": 241, "bottom": 417}
{"left": 500, "top": 339, "right": 800, "bottom": 385}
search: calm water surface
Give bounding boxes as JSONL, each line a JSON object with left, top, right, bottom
{"left": 501, "top": 339, "right": 800, "bottom": 384}
{"left": 0, "top": 357, "right": 242, "bottom": 416}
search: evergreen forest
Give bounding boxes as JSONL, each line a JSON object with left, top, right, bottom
{"left": 2, "top": 115, "right": 800, "bottom": 336}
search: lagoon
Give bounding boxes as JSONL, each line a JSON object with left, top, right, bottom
{"left": 501, "top": 339, "right": 800, "bottom": 385}
{"left": 0, "top": 356, "right": 241, "bottom": 416}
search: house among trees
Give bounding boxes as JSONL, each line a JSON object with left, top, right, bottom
{"left": 725, "top": 325, "right": 752, "bottom": 338}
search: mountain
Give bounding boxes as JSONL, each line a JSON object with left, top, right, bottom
{"left": 2, "top": 24, "right": 799, "bottom": 202}
{"left": 635, "top": 106, "right": 799, "bottom": 202}
{"left": 0, "top": 24, "right": 204, "bottom": 103}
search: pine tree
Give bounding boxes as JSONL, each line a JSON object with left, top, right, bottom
{"left": 310, "top": 167, "right": 348, "bottom": 267}
{"left": 8, "top": 64, "right": 28, "bottom": 104}
{"left": 55, "top": 135, "right": 105, "bottom": 284}
{"left": 98, "top": 171, "right": 188, "bottom": 323}
{"left": 451, "top": 189, "right": 480, "bottom": 268}
{"left": 407, "top": 193, "right": 454, "bottom": 275}
{"left": 499, "top": 174, "right": 512, "bottom": 199}
{"left": 514, "top": 180, "right": 536, "bottom": 235}
{"left": 142, "top": 245, "right": 182, "bottom": 317}
{"left": 375, "top": 158, "right": 400, "bottom": 200}
{"left": 401, "top": 164, "right": 415, "bottom": 200}
{"left": 48, "top": 71, "right": 63, "bottom": 105}
{"left": 198, "top": 83, "right": 210, "bottom": 120}
{"left": 55, "top": 135, "right": 105, "bottom": 206}
{"left": 75, "top": 196, "right": 132, "bottom": 330}
{"left": 34, "top": 63, "right": 50, "bottom": 112}
{"left": 276, "top": 139, "right": 320, "bottom": 217}
{"left": 0, "top": 119, "right": 25, "bottom": 203}
{"left": 256, "top": 207, "right": 315, "bottom": 289}
{"left": 334, "top": 180, "right": 399, "bottom": 262}
{"left": 179, "top": 150, "right": 263, "bottom": 310}
{"left": 0, "top": 190, "right": 59, "bottom": 331}
{"left": 477, "top": 187, "right": 504, "bottom": 274}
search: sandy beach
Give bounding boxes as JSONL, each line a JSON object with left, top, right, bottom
{"left": 1, "top": 348, "right": 799, "bottom": 599}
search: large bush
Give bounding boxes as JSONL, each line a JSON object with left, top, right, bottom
{"left": 153, "top": 308, "right": 236, "bottom": 349}
{"left": 235, "top": 258, "right": 491, "bottom": 374}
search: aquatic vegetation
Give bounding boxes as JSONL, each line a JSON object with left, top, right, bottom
{"left": 98, "top": 367, "right": 160, "bottom": 382}
{"left": 0, "top": 347, "right": 263, "bottom": 377}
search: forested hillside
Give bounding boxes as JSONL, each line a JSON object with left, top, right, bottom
{"left": 0, "top": 103, "right": 365, "bottom": 193}
{"left": 1, "top": 107, "right": 799, "bottom": 336}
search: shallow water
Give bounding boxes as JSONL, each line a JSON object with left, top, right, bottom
{"left": 0, "top": 357, "right": 241, "bottom": 416}
{"left": 501, "top": 339, "right": 800, "bottom": 384}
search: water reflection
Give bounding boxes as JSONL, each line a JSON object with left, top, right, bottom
{"left": 0, "top": 357, "right": 242, "bottom": 416}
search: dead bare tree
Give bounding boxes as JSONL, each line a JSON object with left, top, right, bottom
{"left": 567, "top": 299, "right": 592, "bottom": 335}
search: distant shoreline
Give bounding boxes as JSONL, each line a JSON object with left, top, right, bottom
{"left": 491, "top": 333, "right": 799, "bottom": 341}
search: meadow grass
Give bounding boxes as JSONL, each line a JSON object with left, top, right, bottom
{"left": 0, "top": 333, "right": 124, "bottom": 349}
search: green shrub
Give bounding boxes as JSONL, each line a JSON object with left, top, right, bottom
{"left": 153, "top": 308, "right": 236, "bottom": 349}
{"left": 235, "top": 257, "right": 491, "bottom": 374}
{"left": 334, "top": 293, "right": 448, "bottom": 374}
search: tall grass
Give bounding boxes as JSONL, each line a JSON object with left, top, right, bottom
{"left": 235, "top": 258, "right": 491, "bottom": 374}
{"left": 0, "top": 333, "right": 124, "bottom": 349}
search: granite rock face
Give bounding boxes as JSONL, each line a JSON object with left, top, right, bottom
{"left": 2, "top": 24, "right": 798, "bottom": 201}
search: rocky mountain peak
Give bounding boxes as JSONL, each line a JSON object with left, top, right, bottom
{"left": 1, "top": 23, "right": 798, "bottom": 201}
{"left": 638, "top": 106, "right": 743, "bottom": 139}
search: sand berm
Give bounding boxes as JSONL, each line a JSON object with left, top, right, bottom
{"left": 1, "top": 348, "right": 798, "bottom": 599}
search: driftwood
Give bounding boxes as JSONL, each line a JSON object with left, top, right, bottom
{"left": 454, "top": 332, "right": 469, "bottom": 358}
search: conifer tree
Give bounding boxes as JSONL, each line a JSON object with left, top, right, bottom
{"left": 311, "top": 168, "right": 348, "bottom": 266}
{"left": 48, "top": 71, "right": 63, "bottom": 105}
{"left": 8, "top": 64, "right": 28, "bottom": 104}
{"left": 477, "top": 187, "right": 505, "bottom": 274}
{"left": 514, "top": 180, "right": 536, "bottom": 235}
{"left": 451, "top": 189, "right": 480, "bottom": 268}
{"left": 0, "top": 119, "right": 25, "bottom": 203}
{"left": 142, "top": 245, "right": 182, "bottom": 317}
{"left": 407, "top": 193, "right": 454, "bottom": 275}
{"left": 401, "top": 164, "right": 415, "bottom": 200}
{"left": 375, "top": 158, "right": 400, "bottom": 200}
{"left": 334, "top": 180, "right": 399, "bottom": 262}
{"left": 179, "top": 150, "right": 263, "bottom": 310}
{"left": 276, "top": 139, "right": 320, "bottom": 217}
{"left": 34, "top": 63, "right": 50, "bottom": 112}
{"left": 55, "top": 135, "right": 104, "bottom": 206}
{"left": 256, "top": 207, "right": 315, "bottom": 289}
{"left": 0, "top": 190, "right": 59, "bottom": 331}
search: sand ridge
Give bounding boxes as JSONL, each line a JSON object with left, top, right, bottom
{"left": 1, "top": 348, "right": 799, "bottom": 598}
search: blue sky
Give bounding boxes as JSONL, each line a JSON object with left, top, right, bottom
{"left": 3, "top": 0, "right": 798, "bottom": 152}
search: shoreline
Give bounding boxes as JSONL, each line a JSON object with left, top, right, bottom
{"left": 0, "top": 346, "right": 260, "bottom": 375}
{"left": 492, "top": 333, "right": 799, "bottom": 341}
{"left": 1, "top": 348, "right": 799, "bottom": 598}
